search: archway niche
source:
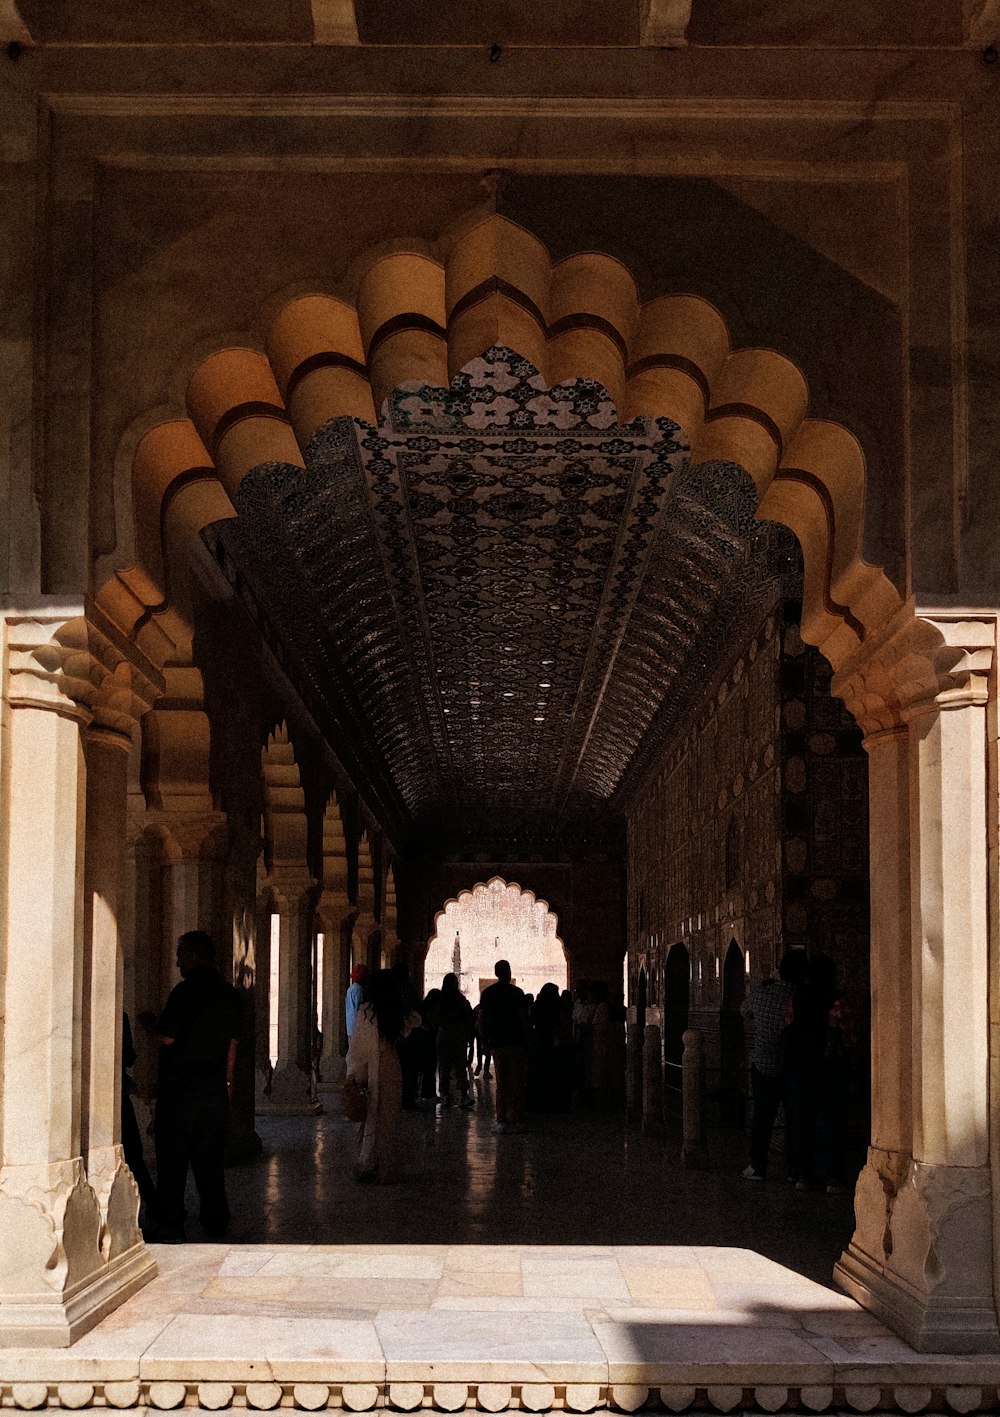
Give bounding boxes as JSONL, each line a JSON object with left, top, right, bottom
{"left": 663, "top": 943, "right": 690, "bottom": 1067}
{"left": 33, "top": 211, "right": 985, "bottom": 1354}
{"left": 425, "top": 877, "right": 567, "bottom": 1002}
{"left": 719, "top": 940, "right": 747, "bottom": 1126}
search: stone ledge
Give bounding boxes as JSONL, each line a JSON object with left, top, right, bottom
{"left": 2, "top": 1381, "right": 1000, "bottom": 1412}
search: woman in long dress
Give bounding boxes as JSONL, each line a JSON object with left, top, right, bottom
{"left": 345, "top": 968, "right": 417, "bottom": 1183}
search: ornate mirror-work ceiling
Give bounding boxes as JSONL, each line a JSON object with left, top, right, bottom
{"left": 207, "top": 346, "right": 786, "bottom": 853}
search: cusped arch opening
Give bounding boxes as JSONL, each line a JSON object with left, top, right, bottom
{"left": 102, "top": 213, "right": 904, "bottom": 692}
{"left": 425, "top": 876, "right": 567, "bottom": 1003}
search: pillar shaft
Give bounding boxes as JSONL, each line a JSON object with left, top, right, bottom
{"left": 867, "top": 727, "right": 913, "bottom": 1159}
{"left": 261, "top": 871, "right": 320, "bottom": 1113}
{"left": 82, "top": 727, "right": 141, "bottom": 1257}
{"left": 317, "top": 904, "right": 350, "bottom": 1086}
{"left": 835, "top": 612, "right": 999, "bottom": 1353}
{"left": 0, "top": 610, "right": 157, "bottom": 1347}
{"left": 908, "top": 698, "right": 990, "bottom": 1168}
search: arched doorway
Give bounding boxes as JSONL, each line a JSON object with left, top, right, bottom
{"left": 663, "top": 942, "right": 690, "bottom": 1067}
{"left": 9, "top": 203, "right": 982, "bottom": 1354}
{"left": 424, "top": 877, "right": 567, "bottom": 1001}
{"left": 719, "top": 939, "right": 747, "bottom": 1127}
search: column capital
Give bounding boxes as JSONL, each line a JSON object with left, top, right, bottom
{"left": 144, "top": 808, "right": 228, "bottom": 859}
{"left": 832, "top": 602, "right": 996, "bottom": 737}
{"left": 264, "top": 866, "right": 318, "bottom": 906}
{"left": 4, "top": 605, "right": 164, "bottom": 738}
{"left": 314, "top": 889, "right": 354, "bottom": 931}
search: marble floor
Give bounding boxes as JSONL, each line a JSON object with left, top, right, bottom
{"left": 220, "top": 1087, "right": 857, "bottom": 1285}
{"left": 6, "top": 1098, "right": 999, "bottom": 1412}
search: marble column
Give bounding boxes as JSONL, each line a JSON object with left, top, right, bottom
{"left": 0, "top": 610, "right": 157, "bottom": 1346}
{"left": 152, "top": 811, "right": 228, "bottom": 976}
{"left": 81, "top": 724, "right": 141, "bottom": 1258}
{"left": 838, "top": 726, "right": 914, "bottom": 1290}
{"left": 836, "top": 613, "right": 1000, "bottom": 1352}
{"left": 316, "top": 901, "right": 351, "bottom": 1088}
{"left": 263, "top": 868, "right": 321, "bottom": 1114}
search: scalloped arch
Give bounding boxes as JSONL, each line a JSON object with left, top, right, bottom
{"left": 261, "top": 723, "right": 308, "bottom": 875}
{"left": 103, "top": 213, "right": 903, "bottom": 677}
{"left": 426, "top": 876, "right": 567, "bottom": 1000}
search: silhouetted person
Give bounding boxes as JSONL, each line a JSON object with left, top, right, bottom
{"left": 741, "top": 950, "right": 807, "bottom": 1181}
{"left": 810, "top": 954, "right": 856, "bottom": 1193}
{"left": 392, "top": 962, "right": 422, "bottom": 1109}
{"left": 346, "top": 967, "right": 419, "bottom": 1182}
{"left": 589, "top": 980, "right": 614, "bottom": 1108}
{"left": 345, "top": 963, "right": 369, "bottom": 1041}
{"left": 417, "top": 987, "right": 442, "bottom": 1102}
{"left": 121, "top": 1012, "right": 156, "bottom": 1217}
{"left": 437, "top": 973, "right": 475, "bottom": 1107}
{"left": 147, "top": 931, "right": 241, "bottom": 1240}
{"left": 472, "top": 1002, "right": 492, "bottom": 1079}
{"left": 573, "top": 982, "right": 595, "bottom": 1106}
{"left": 783, "top": 954, "right": 833, "bottom": 1190}
{"left": 528, "top": 982, "right": 570, "bottom": 1112}
{"left": 480, "top": 959, "right": 528, "bottom": 1134}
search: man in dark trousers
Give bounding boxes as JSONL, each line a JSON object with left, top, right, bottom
{"left": 148, "top": 930, "right": 241, "bottom": 1240}
{"left": 480, "top": 959, "right": 528, "bottom": 1135}
{"left": 740, "top": 949, "right": 808, "bottom": 1182}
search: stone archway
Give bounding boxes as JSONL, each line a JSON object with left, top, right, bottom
{"left": 425, "top": 877, "right": 567, "bottom": 1002}
{"left": 55, "top": 212, "right": 999, "bottom": 1351}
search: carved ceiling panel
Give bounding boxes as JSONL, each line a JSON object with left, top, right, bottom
{"left": 209, "top": 346, "right": 787, "bottom": 852}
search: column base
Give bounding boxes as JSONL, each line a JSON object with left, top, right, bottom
{"left": 256, "top": 1062, "right": 322, "bottom": 1116}
{"left": 835, "top": 1151, "right": 1000, "bottom": 1353}
{"left": 0, "top": 1159, "right": 156, "bottom": 1349}
{"left": 0, "top": 1241, "right": 156, "bottom": 1348}
{"left": 317, "top": 1054, "right": 347, "bottom": 1087}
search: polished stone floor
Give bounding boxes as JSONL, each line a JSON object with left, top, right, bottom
{"left": 216, "top": 1080, "right": 854, "bottom": 1282}
{"left": 7, "top": 1095, "right": 999, "bottom": 1409}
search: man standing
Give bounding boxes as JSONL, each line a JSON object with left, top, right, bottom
{"left": 148, "top": 931, "right": 241, "bottom": 1240}
{"left": 480, "top": 959, "right": 528, "bottom": 1135}
{"left": 740, "top": 950, "right": 807, "bottom": 1181}
{"left": 345, "top": 963, "right": 369, "bottom": 1041}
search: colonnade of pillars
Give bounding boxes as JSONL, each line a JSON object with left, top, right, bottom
{"left": 0, "top": 609, "right": 398, "bottom": 1343}
{"left": 3, "top": 606, "right": 1000, "bottom": 1353}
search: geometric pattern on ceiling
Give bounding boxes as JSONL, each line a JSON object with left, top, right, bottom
{"left": 211, "top": 346, "right": 784, "bottom": 846}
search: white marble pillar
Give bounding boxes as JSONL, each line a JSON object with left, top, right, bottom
{"left": 154, "top": 811, "right": 228, "bottom": 985}
{"left": 839, "top": 726, "right": 914, "bottom": 1283}
{"left": 317, "top": 903, "right": 351, "bottom": 1087}
{"left": 81, "top": 725, "right": 140, "bottom": 1258}
{"left": 0, "top": 611, "right": 156, "bottom": 1346}
{"left": 836, "top": 613, "right": 1000, "bottom": 1352}
{"left": 264, "top": 869, "right": 321, "bottom": 1114}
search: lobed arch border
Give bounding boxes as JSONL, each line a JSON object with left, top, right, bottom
{"left": 260, "top": 721, "right": 310, "bottom": 878}
{"left": 430, "top": 875, "right": 568, "bottom": 970}
{"left": 95, "top": 213, "right": 904, "bottom": 686}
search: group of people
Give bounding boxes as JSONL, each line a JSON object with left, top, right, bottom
{"left": 124, "top": 930, "right": 856, "bottom": 1237}
{"left": 740, "top": 949, "right": 855, "bottom": 1192}
{"left": 342, "top": 961, "right": 626, "bottom": 1183}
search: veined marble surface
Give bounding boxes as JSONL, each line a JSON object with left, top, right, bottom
{"left": 3, "top": 1111, "right": 1000, "bottom": 1405}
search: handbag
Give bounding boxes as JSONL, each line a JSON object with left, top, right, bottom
{"left": 341, "top": 1075, "right": 369, "bottom": 1123}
